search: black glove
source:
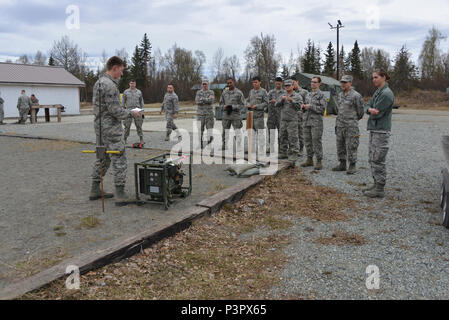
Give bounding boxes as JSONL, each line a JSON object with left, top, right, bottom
{"left": 225, "top": 105, "right": 233, "bottom": 115}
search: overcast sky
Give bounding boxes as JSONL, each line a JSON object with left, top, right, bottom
{"left": 1, "top": 0, "right": 449, "bottom": 75}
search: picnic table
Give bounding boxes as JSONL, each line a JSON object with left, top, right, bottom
{"left": 30, "top": 104, "right": 63, "bottom": 124}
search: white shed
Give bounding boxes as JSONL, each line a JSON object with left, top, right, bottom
{"left": 0, "top": 62, "right": 85, "bottom": 118}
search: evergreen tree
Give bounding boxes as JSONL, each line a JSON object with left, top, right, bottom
{"left": 48, "top": 54, "right": 55, "bottom": 66}
{"left": 312, "top": 44, "right": 321, "bottom": 74}
{"left": 139, "top": 33, "right": 152, "bottom": 88}
{"left": 281, "top": 64, "right": 289, "bottom": 79}
{"left": 350, "top": 41, "right": 363, "bottom": 79}
{"left": 374, "top": 49, "right": 391, "bottom": 72}
{"left": 323, "top": 42, "right": 336, "bottom": 77}
{"left": 301, "top": 39, "right": 314, "bottom": 73}
{"left": 131, "top": 45, "right": 145, "bottom": 88}
{"left": 391, "top": 45, "right": 417, "bottom": 92}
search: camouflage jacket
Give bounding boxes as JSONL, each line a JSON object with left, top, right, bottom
{"left": 247, "top": 88, "right": 269, "bottom": 119}
{"left": 93, "top": 73, "right": 133, "bottom": 137}
{"left": 275, "top": 91, "right": 303, "bottom": 122}
{"left": 303, "top": 89, "right": 327, "bottom": 126}
{"left": 162, "top": 92, "right": 179, "bottom": 115}
{"left": 17, "top": 94, "right": 31, "bottom": 109}
{"left": 336, "top": 88, "right": 364, "bottom": 127}
{"left": 0, "top": 97, "right": 4, "bottom": 107}
{"left": 31, "top": 97, "right": 39, "bottom": 106}
{"left": 219, "top": 87, "right": 245, "bottom": 121}
{"left": 122, "top": 88, "right": 144, "bottom": 109}
{"left": 195, "top": 89, "right": 215, "bottom": 116}
{"left": 295, "top": 87, "right": 309, "bottom": 116}
{"left": 268, "top": 88, "right": 285, "bottom": 119}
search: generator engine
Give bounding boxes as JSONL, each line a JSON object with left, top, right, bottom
{"left": 135, "top": 153, "right": 192, "bottom": 209}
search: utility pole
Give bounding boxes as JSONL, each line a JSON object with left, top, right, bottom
{"left": 328, "top": 20, "right": 344, "bottom": 80}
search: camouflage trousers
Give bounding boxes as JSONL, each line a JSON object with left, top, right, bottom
{"left": 92, "top": 131, "right": 127, "bottom": 187}
{"left": 304, "top": 123, "right": 324, "bottom": 160}
{"left": 124, "top": 113, "right": 143, "bottom": 140}
{"left": 267, "top": 114, "right": 280, "bottom": 147}
{"left": 0, "top": 105, "right": 4, "bottom": 122}
{"left": 297, "top": 112, "right": 304, "bottom": 150}
{"left": 336, "top": 125, "right": 360, "bottom": 164}
{"left": 166, "top": 113, "right": 178, "bottom": 135}
{"left": 368, "top": 131, "right": 391, "bottom": 186}
{"left": 18, "top": 107, "right": 29, "bottom": 123}
{"left": 280, "top": 120, "right": 299, "bottom": 156}
{"left": 252, "top": 117, "right": 265, "bottom": 130}
{"left": 197, "top": 113, "right": 215, "bottom": 143}
{"left": 222, "top": 118, "right": 243, "bottom": 147}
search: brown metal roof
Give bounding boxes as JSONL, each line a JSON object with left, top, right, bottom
{"left": 0, "top": 62, "right": 85, "bottom": 87}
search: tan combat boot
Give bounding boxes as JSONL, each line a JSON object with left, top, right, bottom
{"left": 346, "top": 163, "right": 357, "bottom": 175}
{"left": 332, "top": 161, "right": 347, "bottom": 172}
{"left": 115, "top": 185, "right": 135, "bottom": 207}
{"left": 89, "top": 181, "right": 114, "bottom": 201}
{"left": 314, "top": 159, "right": 323, "bottom": 170}
{"left": 364, "top": 183, "right": 385, "bottom": 198}
{"left": 301, "top": 157, "right": 314, "bottom": 167}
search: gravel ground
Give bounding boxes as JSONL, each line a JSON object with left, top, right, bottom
{"left": 0, "top": 135, "right": 244, "bottom": 289}
{"left": 271, "top": 110, "right": 449, "bottom": 299}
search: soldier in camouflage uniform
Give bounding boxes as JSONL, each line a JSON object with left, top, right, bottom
{"left": 275, "top": 79, "right": 303, "bottom": 161}
{"left": 219, "top": 78, "right": 245, "bottom": 150}
{"left": 90, "top": 56, "right": 141, "bottom": 206}
{"left": 122, "top": 80, "right": 145, "bottom": 144}
{"left": 292, "top": 76, "right": 309, "bottom": 155}
{"left": 195, "top": 79, "right": 215, "bottom": 148}
{"left": 16, "top": 90, "right": 31, "bottom": 124}
{"left": 332, "top": 75, "right": 365, "bottom": 175}
{"left": 247, "top": 76, "right": 269, "bottom": 156}
{"left": 363, "top": 70, "right": 395, "bottom": 199}
{"left": 161, "top": 84, "right": 180, "bottom": 141}
{"left": 247, "top": 76, "right": 269, "bottom": 130}
{"left": 301, "top": 76, "right": 327, "bottom": 170}
{"left": 267, "top": 77, "right": 285, "bottom": 151}
{"left": 0, "top": 92, "right": 4, "bottom": 125}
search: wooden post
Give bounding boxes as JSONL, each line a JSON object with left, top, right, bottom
{"left": 57, "top": 105, "right": 62, "bottom": 122}
{"left": 246, "top": 111, "right": 253, "bottom": 163}
{"left": 31, "top": 108, "right": 36, "bottom": 124}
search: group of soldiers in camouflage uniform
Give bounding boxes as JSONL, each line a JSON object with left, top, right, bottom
{"left": 89, "top": 55, "right": 393, "bottom": 204}
{"left": 0, "top": 90, "right": 40, "bottom": 125}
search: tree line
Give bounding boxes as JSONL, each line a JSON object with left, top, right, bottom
{"left": 4, "top": 26, "right": 449, "bottom": 101}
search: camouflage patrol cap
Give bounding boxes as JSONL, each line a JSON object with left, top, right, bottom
{"left": 284, "top": 79, "right": 294, "bottom": 86}
{"left": 202, "top": 79, "right": 209, "bottom": 84}
{"left": 340, "top": 75, "right": 353, "bottom": 83}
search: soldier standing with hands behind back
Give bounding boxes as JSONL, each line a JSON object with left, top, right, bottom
{"left": 89, "top": 56, "right": 142, "bottom": 206}
{"left": 161, "top": 84, "right": 180, "bottom": 141}
{"left": 301, "top": 77, "right": 327, "bottom": 170}
{"left": 122, "top": 80, "right": 145, "bottom": 145}
{"left": 332, "top": 75, "right": 364, "bottom": 175}
{"left": 195, "top": 79, "right": 215, "bottom": 148}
